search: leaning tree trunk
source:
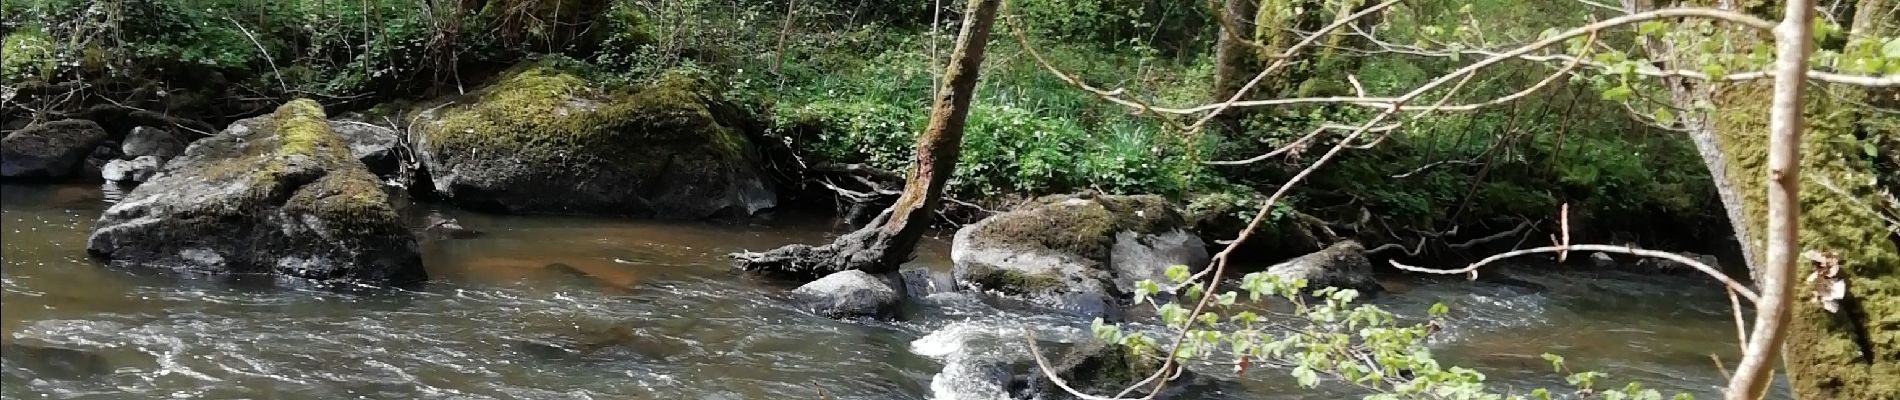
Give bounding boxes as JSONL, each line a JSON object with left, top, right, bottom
{"left": 1637, "top": 0, "right": 1900, "bottom": 397}
{"left": 731, "top": 0, "right": 1002, "bottom": 278}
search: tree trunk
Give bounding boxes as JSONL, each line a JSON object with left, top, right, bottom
{"left": 1775, "top": 0, "right": 1900, "bottom": 397}
{"left": 730, "top": 0, "right": 1001, "bottom": 278}
{"left": 1211, "top": 0, "right": 1261, "bottom": 103}
{"left": 1725, "top": 0, "right": 1813, "bottom": 396}
{"left": 1639, "top": 0, "right": 1900, "bottom": 397}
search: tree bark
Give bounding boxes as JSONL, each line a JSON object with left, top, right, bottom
{"left": 1725, "top": 0, "right": 1813, "bottom": 396}
{"left": 1212, "top": 0, "right": 1262, "bottom": 103}
{"left": 730, "top": 0, "right": 1001, "bottom": 278}
{"left": 1634, "top": 0, "right": 1900, "bottom": 397}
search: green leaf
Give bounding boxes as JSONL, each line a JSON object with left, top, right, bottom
{"left": 1884, "top": 38, "right": 1900, "bottom": 58}
{"left": 1428, "top": 302, "right": 1450, "bottom": 317}
{"left": 1638, "top": 21, "right": 1666, "bottom": 36}
{"left": 1134, "top": 279, "right": 1158, "bottom": 304}
{"left": 1231, "top": 311, "right": 1260, "bottom": 325}
{"left": 1541, "top": 353, "right": 1566, "bottom": 372}
{"left": 1158, "top": 303, "right": 1189, "bottom": 327}
{"left": 1091, "top": 317, "right": 1122, "bottom": 342}
{"left": 1293, "top": 365, "right": 1319, "bottom": 387}
{"left": 1654, "top": 108, "right": 1677, "bottom": 125}
{"left": 1601, "top": 85, "right": 1635, "bottom": 101}
{"left": 1217, "top": 291, "right": 1238, "bottom": 306}
{"left": 1701, "top": 64, "right": 1728, "bottom": 80}
{"left": 1165, "top": 264, "right": 1190, "bottom": 283}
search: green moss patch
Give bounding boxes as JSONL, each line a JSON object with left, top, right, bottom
{"left": 973, "top": 194, "right": 1183, "bottom": 259}
{"left": 421, "top": 61, "right": 751, "bottom": 170}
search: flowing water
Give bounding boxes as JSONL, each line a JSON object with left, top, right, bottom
{"left": 1, "top": 184, "right": 1779, "bottom": 399}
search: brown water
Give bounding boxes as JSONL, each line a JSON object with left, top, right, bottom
{"left": 1, "top": 184, "right": 1780, "bottom": 399}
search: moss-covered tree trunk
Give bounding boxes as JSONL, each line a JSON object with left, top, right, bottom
{"left": 1212, "top": 0, "right": 1262, "bottom": 104}
{"left": 1643, "top": 0, "right": 1900, "bottom": 397}
{"left": 730, "top": 0, "right": 1001, "bottom": 278}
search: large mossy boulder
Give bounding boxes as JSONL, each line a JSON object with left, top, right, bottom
{"left": 86, "top": 100, "right": 425, "bottom": 285}
{"left": 1, "top": 119, "right": 109, "bottom": 180}
{"left": 410, "top": 62, "right": 775, "bottom": 218}
{"left": 952, "top": 194, "right": 1210, "bottom": 319}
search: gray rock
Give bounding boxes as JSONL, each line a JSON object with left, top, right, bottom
{"left": 121, "top": 126, "right": 185, "bottom": 159}
{"left": 1590, "top": 252, "right": 1617, "bottom": 269}
{"left": 408, "top": 64, "right": 776, "bottom": 219}
{"left": 791, "top": 270, "right": 901, "bottom": 319}
{"left": 1016, "top": 339, "right": 1201, "bottom": 400}
{"left": 1265, "top": 240, "right": 1383, "bottom": 294}
{"left": 1, "top": 119, "right": 110, "bottom": 179}
{"left": 101, "top": 156, "right": 163, "bottom": 183}
{"left": 951, "top": 194, "right": 1208, "bottom": 320}
{"left": 327, "top": 120, "right": 403, "bottom": 178}
{"left": 86, "top": 100, "right": 424, "bottom": 285}
{"left": 912, "top": 321, "right": 1202, "bottom": 400}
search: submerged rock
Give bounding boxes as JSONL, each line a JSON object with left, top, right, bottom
{"left": 900, "top": 268, "right": 959, "bottom": 301}
{"left": 1265, "top": 240, "right": 1383, "bottom": 294}
{"left": 951, "top": 194, "right": 1209, "bottom": 320}
{"left": 1589, "top": 252, "right": 1617, "bottom": 269}
{"left": 101, "top": 155, "right": 162, "bottom": 183}
{"left": 86, "top": 100, "right": 425, "bottom": 285}
{"left": 791, "top": 269, "right": 902, "bottom": 319}
{"left": 1633, "top": 251, "right": 1720, "bottom": 272}
{"left": 409, "top": 62, "right": 776, "bottom": 219}
{"left": 1, "top": 119, "right": 110, "bottom": 180}
{"left": 423, "top": 212, "right": 483, "bottom": 240}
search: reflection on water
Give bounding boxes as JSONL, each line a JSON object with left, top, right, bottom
{"left": 3, "top": 184, "right": 1775, "bottom": 399}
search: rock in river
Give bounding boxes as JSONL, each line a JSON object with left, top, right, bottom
{"left": 86, "top": 99, "right": 425, "bottom": 285}
{"left": 101, "top": 155, "right": 163, "bottom": 183}
{"left": 951, "top": 194, "right": 1209, "bottom": 319}
{"left": 409, "top": 61, "right": 776, "bottom": 219}
{"left": 1, "top": 119, "right": 109, "bottom": 180}
{"left": 792, "top": 269, "right": 902, "bottom": 319}
{"left": 121, "top": 126, "right": 187, "bottom": 159}
{"left": 1264, "top": 240, "right": 1383, "bottom": 294}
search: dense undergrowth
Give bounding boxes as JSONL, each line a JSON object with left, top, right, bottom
{"left": 1, "top": 0, "right": 1737, "bottom": 255}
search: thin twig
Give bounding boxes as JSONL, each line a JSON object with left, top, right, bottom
{"left": 228, "top": 17, "right": 289, "bottom": 94}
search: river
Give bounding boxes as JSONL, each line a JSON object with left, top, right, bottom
{"left": 0, "top": 184, "right": 1780, "bottom": 399}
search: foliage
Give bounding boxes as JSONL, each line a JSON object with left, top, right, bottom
{"left": 769, "top": 30, "right": 1212, "bottom": 198}
{"left": 1094, "top": 270, "right": 1700, "bottom": 400}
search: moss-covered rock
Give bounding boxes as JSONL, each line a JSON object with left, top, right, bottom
{"left": 410, "top": 61, "right": 774, "bottom": 218}
{"left": 951, "top": 193, "right": 1209, "bottom": 319}
{"left": 86, "top": 99, "right": 424, "bottom": 285}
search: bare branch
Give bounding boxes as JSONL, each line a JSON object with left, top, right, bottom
{"left": 1389, "top": 244, "right": 1759, "bottom": 303}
